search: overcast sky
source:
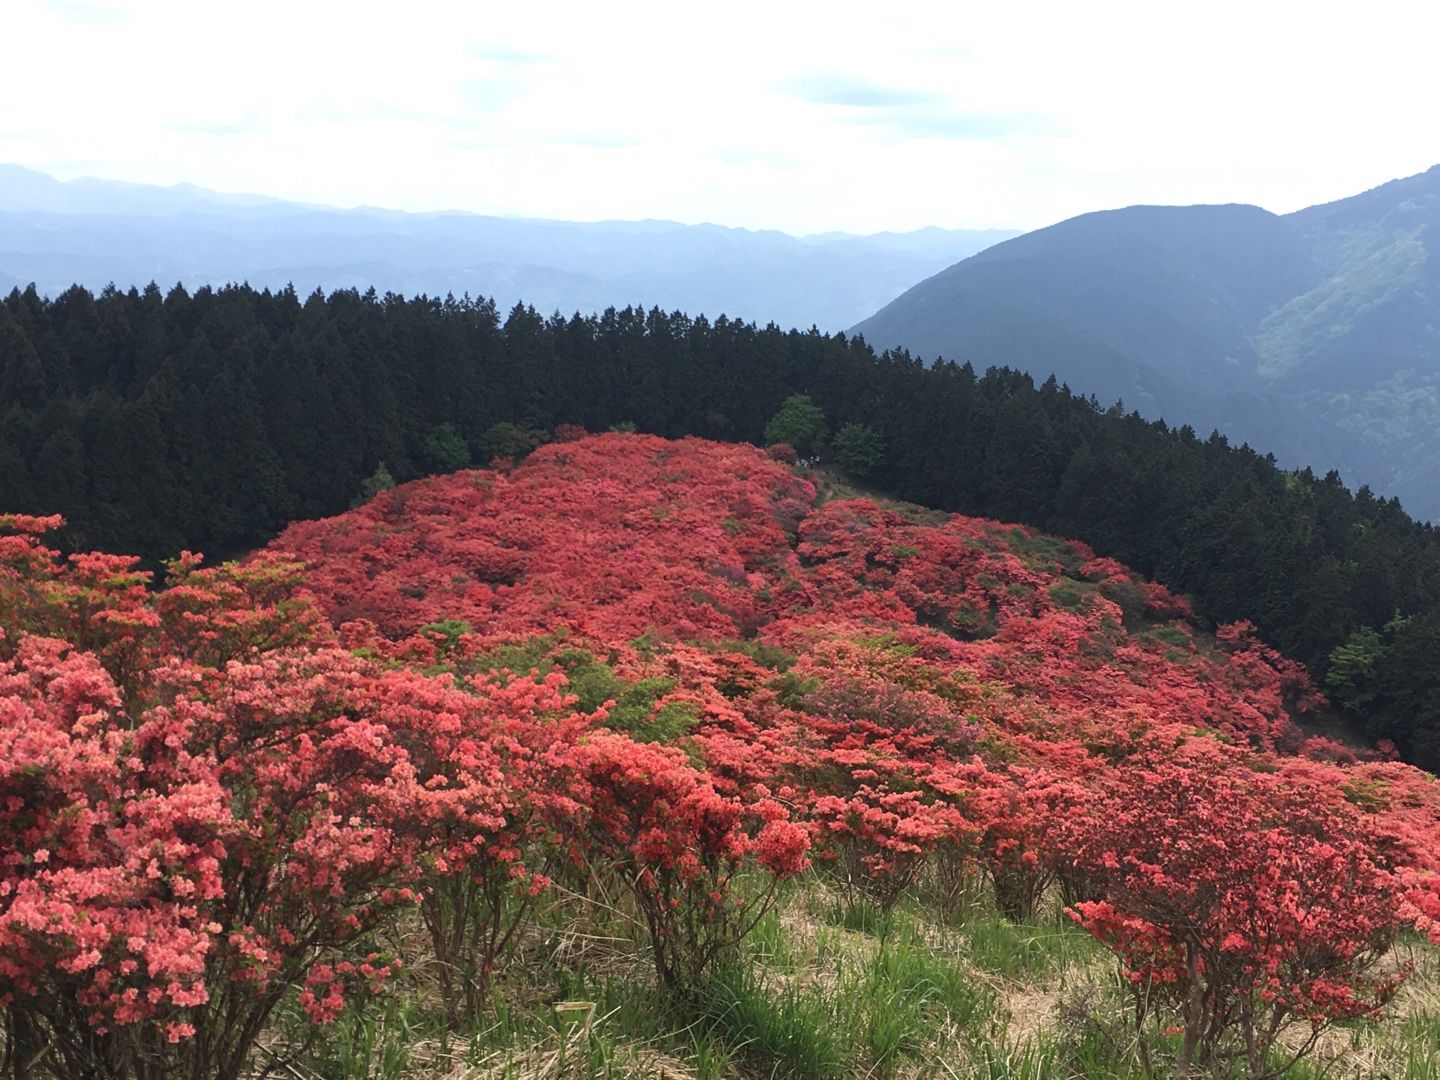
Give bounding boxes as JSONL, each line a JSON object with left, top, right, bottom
{"left": 4, "top": 0, "right": 1438, "bottom": 235}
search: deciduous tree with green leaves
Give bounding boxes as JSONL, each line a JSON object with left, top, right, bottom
{"left": 763, "top": 394, "right": 828, "bottom": 456}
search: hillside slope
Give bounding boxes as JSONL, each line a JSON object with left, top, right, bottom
{"left": 6, "top": 433, "right": 1440, "bottom": 1078}
{"left": 0, "top": 164, "right": 1016, "bottom": 330}
{"left": 853, "top": 165, "right": 1440, "bottom": 519}
{"left": 271, "top": 432, "right": 1357, "bottom": 762}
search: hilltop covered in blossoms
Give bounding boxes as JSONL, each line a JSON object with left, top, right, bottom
{"left": 276, "top": 431, "right": 1335, "bottom": 760}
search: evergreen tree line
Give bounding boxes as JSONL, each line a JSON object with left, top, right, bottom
{"left": 3, "top": 281, "right": 1438, "bottom": 769}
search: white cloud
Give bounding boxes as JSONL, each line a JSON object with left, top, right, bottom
{"left": 2, "top": 0, "right": 1437, "bottom": 232}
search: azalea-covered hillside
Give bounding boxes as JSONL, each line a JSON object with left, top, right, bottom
{"left": 274, "top": 433, "right": 1440, "bottom": 1059}
{"left": 3, "top": 431, "right": 1439, "bottom": 1079}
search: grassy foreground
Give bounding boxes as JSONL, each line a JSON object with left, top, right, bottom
{"left": 258, "top": 873, "right": 1440, "bottom": 1080}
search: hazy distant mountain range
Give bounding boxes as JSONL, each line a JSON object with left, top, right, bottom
{"left": 0, "top": 165, "right": 1016, "bottom": 331}
{"left": 853, "top": 165, "right": 1440, "bottom": 521}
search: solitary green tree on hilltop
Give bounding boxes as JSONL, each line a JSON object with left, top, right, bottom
{"left": 763, "top": 394, "right": 828, "bottom": 455}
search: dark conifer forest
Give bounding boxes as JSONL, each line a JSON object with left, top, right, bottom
{"left": 3, "top": 280, "right": 1439, "bottom": 769}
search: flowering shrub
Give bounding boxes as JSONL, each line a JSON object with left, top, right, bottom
{"left": 571, "top": 732, "right": 809, "bottom": 990}
{"left": 0, "top": 636, "right": 229, "bottom": 1077}
{"left": 782, "top": 638, "right": 983, "bottom": 909}
{"left": 971, "top": 766, "right": 1086, "bottom": 922}
{"left": 765, "top": 442, "right": 798, "bottom": 465}
{"left": 375, "top": 666, "right": 593, "bottom": 1023}
{"left": 0, "top": 519, "right": 419, "bottom": 1080}
{"left": 1067, "top": 750, "right": 1405, "bottom": 1079}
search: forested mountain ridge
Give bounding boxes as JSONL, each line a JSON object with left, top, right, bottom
{"left": 852, "top": 164, "right": 1440, "bottom": 519}
{"left": 3, "top": 281, "right": 1440, "bottom": 772}
{"left": 0, "top": 164, "right": 1015, "bottom": 331}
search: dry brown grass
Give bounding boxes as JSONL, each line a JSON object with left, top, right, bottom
{"left": 446, "top": 1019, "right": 701, "bottom": 1080}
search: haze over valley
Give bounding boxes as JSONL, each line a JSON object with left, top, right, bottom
{"left": 0, "top": 164, "right": 1015, "bottom": 331}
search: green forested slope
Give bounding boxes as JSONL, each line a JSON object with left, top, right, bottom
{"left": 853, "top": 165, "right": 1440, "bottom": 520}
